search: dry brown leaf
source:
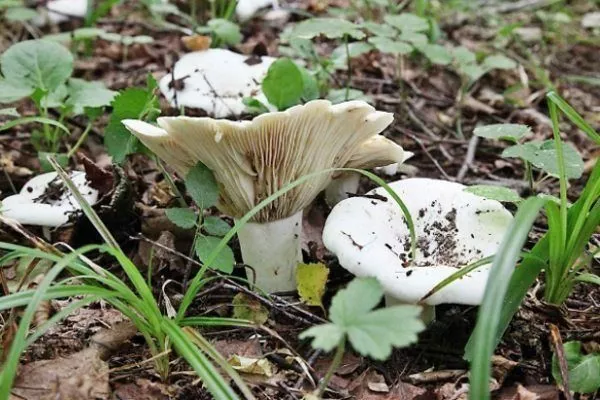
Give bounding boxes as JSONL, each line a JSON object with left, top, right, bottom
{"left": 182, "top": 35, "right": 212, "bottom": 52}
{"left": 11, "top": 348, "right": 110, "bottom": 400}
{"left": 113, "top": 379, "right": 173, "bottom": 400}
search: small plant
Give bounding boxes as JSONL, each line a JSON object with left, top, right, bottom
{"left": 245, "top": 57, "right": 319, "bottom": 112}
{"left": 165, "top": 162, "right": 236, "bottom": 273}
{"left": 551, "top": 340, "right": 600, "bottom": 394}
{"left": 466, "top": 92, "right": 600, "bottom": 400}
{"left": 473, "top": 122, "right": 583, "bottom": 193}
{"left": 300, "top": 277, "right": 424, "bottom": 396}
{"left": 104, "top": 74, "right": 160, "bottom": 163}
{"left": 0, "top": 40, "right": 116, "bottom": 165}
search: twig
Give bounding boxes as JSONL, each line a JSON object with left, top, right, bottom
{"left": 482, "top": 0, "right": 560, "bottom": 14}
{"left": 456, "top": 135, "right": 479, "bottom": 181}
{"left": 399, "top": 129, "right": 453, "bottom": 180}
{"left": 549, "top": 323, "right": 573, "bottom": 400}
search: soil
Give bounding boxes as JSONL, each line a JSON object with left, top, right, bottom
{"left": 1, "top": 1, "right": 600, "bottom": 400}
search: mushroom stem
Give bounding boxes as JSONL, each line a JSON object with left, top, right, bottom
{"left": 384, "top": 295, "right": 436, "bottom": 325}
{"left": 325, "top": 173, "right": 360, "bottom": 206}
{"left": 237, "top": 211, "right": 303, "bottom": 293}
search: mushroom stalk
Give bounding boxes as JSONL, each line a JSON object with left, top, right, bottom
{"left": 325, "top": 173, "right": 360, "bottom": 206}
{"left": 385, "top": 295, "right": 436, "bottom": 325}
{"left": 237, "top": 211, "right": 302, "bottom": 293}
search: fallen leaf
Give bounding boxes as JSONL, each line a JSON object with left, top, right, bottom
{"left": 11, "top": 348, "right": 110, "bottom": 400}
{"left": 295, "top": 262, "right": 329, "bottom": 308}
{"left": 182, "top": 35, "right": 212, "bottom": 51}
{"left": 232, "top": 292, "right": 269, "bottom": 324}
{"left": 228, "top": 355, "right": 275, "bottom": 377}
{"left": 113, "top": 379, "right": 172, "bottom": 400}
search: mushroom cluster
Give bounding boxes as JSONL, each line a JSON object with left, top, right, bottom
{"left": 123, "top": 100, "right": 405, "bottom": 293}
{"left": 323, "top": 178, "right": 513, "bottom": 321}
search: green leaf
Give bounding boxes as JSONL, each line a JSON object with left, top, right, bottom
{"left": 482, "top": 54, "right": 517, "bottom": 70}
{"left": 185, "top": 162, "right": 219, "bottom": 209}
{"left": 65, "top": 78, "right": 116, "bottom": 115}
{"left": 295, "top": 263, "right": 329, "bottom": 307}
{"left": 203, "top": 216, "right": 232, "bottom": 237}
{"left": 231, "top": 293, "right": 269, "bottom": 324}
{"left": 299, "top": 67, "right": 320, "bottom": 101}
{"left": 503, "top": 141, "right": 584, "bottom": 179}
{"left": 165, "top": 208, "right": 197, "bottom": 229}
{"left": 575, "top": 273, "right": 600, "bottom": 285}
{"left": 0, "top": 79, "right": 34, "bottom": 103}
{"left": 299, "top": 323, "right": 344, "bottom": 352}
{"left": 327, "top": 88, "right": 372, "bottom": 104}
{"left": 38, "top": 152, "right": 69, "bottom": 172}
{"left": 398, "top": 31, "right": 428, "bottom": 45}
{"left": 106, "top": 87, "right": 158, "bottom": 163}
{"left": 361, "top": 21, "right": 396, "bottom": 37}
{"left": 474, "top": 124, "right": 531, "bottom": 141}
{"left": 262, "top": 58, "right": 304, "bottom": 110}
{"left": 552, "top": 341, "right": 600, "bottom": 393}
{"left": 292, "top": 18, "right": 365, "bottom": 39}
{"left": 384, "top": 13, "right": 429, "bottom": 32}
{"left": 208, "top": 18, "right": 242, "bottom": 45}
{"left": 5, "top": 7, "right": 37, "bottom": 22}
{"left": 453, "top": 46, "right": 476, "bottom": 65}
{"left": 464, "top": 185, "right": 523, "bottom": 203}
{"left": 461, "top": 64, "right": 487, "bottom": 83}
{"left": 242, "top": 97, "right": 270, "bottom": 115}
{"left": 419, "top": 44, "right": 452, "bottom": 65}
{"left": 0, "top": 40, "right": 73, "bottom": 93}
{"left": 195, "top": 235, "right": 235, "bottom": 273}
{"left": 332, "top": 42, "right": 373, "bottom": 67}
{"left": 300, "top": 277, "right": 424, "bottom": 360}
{"left": 368, "top": 37, "right": 413, "bottom": 55}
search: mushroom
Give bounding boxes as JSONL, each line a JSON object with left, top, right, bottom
{"left": 1, "top": 171, "right": 99, "bottom": 227}
{"left": 33, "top": 0, "right": 88, "bottom": 25}
{"left": 236, "top": 0, "right": 278, "bottom": 21}
{"left": 122, "top": 100, "right": 402, "bottom": 293}
{"left": 158, "top": 49, "right": 276, "bottom": 118}
{"left": 324, "top": 141, "right": 408, "bottom": 206}
{"left": 322, "top": 178, "right": 513, "bottom": 322}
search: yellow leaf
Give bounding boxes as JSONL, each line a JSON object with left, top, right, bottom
{"left": 228, "top": 355, "right": 274, "bottom": 377}
{"left": 295, "top": 263, "right": 329, "bottom": 308}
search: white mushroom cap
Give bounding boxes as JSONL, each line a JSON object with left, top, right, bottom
{"left": 158, "top": 49, "right": 276, "bottom": 117}
{"left": 33, "top": 0, "right": 88, "bottom": 25}
{"left": 123, "top": 100, "right": 399, "bottom": 223}
{"left": 322, "top": 178, "right": 513, "bottom": 305}
{"left": 1, "top": 172, "right": 99, "bottom": 227}
{"left": 236, "top": 0, "right": 277, "bottom": 21}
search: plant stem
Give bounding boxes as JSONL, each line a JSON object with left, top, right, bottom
{"left": 317, "top": 336, "right": 346, "bottom": 397}
{"left": 524, "top": 161, "right": 534, "bottom": 191}
{"left": 155, "top": 157, "right": 188, "bottom": 208}
{"left": 67, "top": 120, "right": 93, "bottom": 158}
{"left": 548, "top": 101, "right": 568, "bottom": 249}
{"left": 344, "top": 34, "right": 351, "bottom": 101}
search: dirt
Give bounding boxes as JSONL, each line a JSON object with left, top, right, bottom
{"left": 1, "top": 1, "right": 600, "bottom": 399}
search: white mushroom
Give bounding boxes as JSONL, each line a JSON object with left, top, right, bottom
{"left": 324, "top": 143, "right": 408, "bottom": 206}
{"left": 159, "top": 49, "right": 276, "bottom": 118}
{"left": 1, "top": 171, "right": 99, "bottom": 227}
{"left": 123, "top": 100, "right": 401, "bottom": 293}
{"left": 33, "top": 0, "right": 88, "bottom": 25}
{"left": 322, "top": 178, "right": 513, "bottom": 322}
{"left": 236, "top": 0, "right": 278, "bottom": 21}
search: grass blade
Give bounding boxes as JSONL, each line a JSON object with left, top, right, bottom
{"left": 467, "top": 197, "right": 546, "bottom": 400}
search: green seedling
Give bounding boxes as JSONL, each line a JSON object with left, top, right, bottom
{"left": 0, "top": 40, "right": 116, "bottom": 165}
{"left": 300, "top": 277, "right": 424, "bottom": 397}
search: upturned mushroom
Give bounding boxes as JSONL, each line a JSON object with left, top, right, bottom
{"left": 123, "top": 100, "right": 403, "bottom": 293}
{"left": 1, "top": 171, "right": 99, "bottom": 227}
{"left": 159, "top": 49, "right": 276, "bottom": 118}
{"left": 322, "top": 178, "right": 513, "bottom": 322}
